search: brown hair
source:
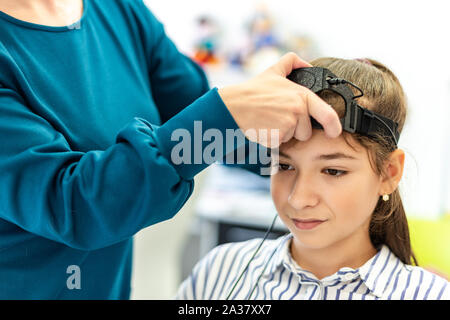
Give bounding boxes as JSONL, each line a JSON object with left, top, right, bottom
{"left": 310, "top": 57, "right": 417, "bottom": 266}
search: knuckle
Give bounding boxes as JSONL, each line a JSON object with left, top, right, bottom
{"left": 284, "top": 51, "right": 296, "bottom": 58}
{"left": 293, "top": 103, "right": 306, "bottom": 116}
{"left": 296, "top": 87, "right": 310, "bottom": 104}
{"left": 286, "top": 116, "right": 297, "bottom": 128}
{"left": 290, "top": 93, "right": 306, "bottom": 115}
{"left": 285, "top": 51, "right": 297, "bottom": 59}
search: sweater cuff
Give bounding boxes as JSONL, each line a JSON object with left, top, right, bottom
{"left": 152, "top": 87, "right": 246, "bottom": 180}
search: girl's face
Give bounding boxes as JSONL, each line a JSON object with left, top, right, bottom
{"left": 271, "top": 130, "right": 383, "bottom": 251}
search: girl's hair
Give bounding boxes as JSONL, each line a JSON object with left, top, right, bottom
{"left": 310, "top": 57, "right": 417, "bottom": 266}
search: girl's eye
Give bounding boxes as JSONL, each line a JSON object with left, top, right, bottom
{"left": 278, "top": 163, "right": 294, "bottom": 171}
{"left": 323, "top": 168, "right": 347, "bottom": 177}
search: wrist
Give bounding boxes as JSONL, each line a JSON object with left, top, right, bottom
{"left": 218, "top": 85, "right": 240, "bottom": 110}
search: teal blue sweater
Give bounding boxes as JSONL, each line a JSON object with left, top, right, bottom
{"left": 0, "top": 0, "right": 246, "bottom": 299}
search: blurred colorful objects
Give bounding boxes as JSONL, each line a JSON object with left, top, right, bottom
{"left": 230, "top": 2, "right": 282, "bottom": 74}
{"left": 192, "top": 15, "right": 221, "bottom": 66}
{"left": 190, "top": 2, "right": 319, "bottom": 74}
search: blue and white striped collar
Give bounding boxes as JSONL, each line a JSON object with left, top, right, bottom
{"left": 263, "top": 233, "right": 405, "bottom": 298}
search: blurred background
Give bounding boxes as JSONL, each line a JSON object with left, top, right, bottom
{"left": 130, "top": 0, "right": 450, "bottom": 299}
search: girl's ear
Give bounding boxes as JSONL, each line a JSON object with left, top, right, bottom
{"left": 379, "top": 149, "right": 405, "bottom": 195}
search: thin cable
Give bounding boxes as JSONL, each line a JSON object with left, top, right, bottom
{"left": 327, "top": 77, "right": 364, "bottom": 99}
{"left": 226, "top": 213, "right": 279, "bottom": 300}
{"left": 327, "top": 77, "right": 398, "bottom": 147}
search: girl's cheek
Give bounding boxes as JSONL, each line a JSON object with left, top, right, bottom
{"left": 271, "top": 176, "right": 289, "bottom": 205}
{"left": 271, "top": 187, "right": 287, "bottom": 214}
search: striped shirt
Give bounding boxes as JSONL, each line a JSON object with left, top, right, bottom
{"left": 175, "top": 234, "right": 449, "bottom": 300}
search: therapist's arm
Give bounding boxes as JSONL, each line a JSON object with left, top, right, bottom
{"left": 0, "top": 80, "right": 242, "bottom": 251}
{"left": 139, "top": 1, "right": 209, "bottom": 124}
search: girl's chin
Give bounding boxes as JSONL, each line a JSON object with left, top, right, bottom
{"left": 288, "top": 227, "right": 337, "bottom": 250}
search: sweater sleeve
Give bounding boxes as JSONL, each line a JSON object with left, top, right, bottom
{"left": 0, "top": 79, "right": 241, "bottom": 251}
{"left": 138, "top": 1, "right": 210, "bottom": 124}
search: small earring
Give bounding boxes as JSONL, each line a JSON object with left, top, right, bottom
{"left": 382, "top": 194, "right": 390, "bottom": 202}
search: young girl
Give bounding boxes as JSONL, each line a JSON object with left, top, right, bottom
{"left": 175, "top": 57, "right": 450, "bottom": 300}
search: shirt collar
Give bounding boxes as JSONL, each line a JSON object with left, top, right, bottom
{"left": 263, "top": 234, "right": 405, "bottom": 298}
{"left": 357, "top": 244, "right": 405, "bottom": 298}
{"left": 263, "top": 233, "right": 292, "bottom": 277}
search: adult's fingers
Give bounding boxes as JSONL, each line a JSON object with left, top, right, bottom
{"left": 303, "top": 89, "right": 342, "bottom": 138}
{"left": 294, "top": 112, "right": 312, "bottom": 141}
{"left": 269, "top": 52, "right": 312, "bottom": 77}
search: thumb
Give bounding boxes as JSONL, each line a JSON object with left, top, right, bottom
{"left": 269, "top": 52, "right": 312, "bottom": 77}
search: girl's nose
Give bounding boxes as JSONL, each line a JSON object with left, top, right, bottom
{"left": 287, "top": 176, "right": 319, "bottom": 210}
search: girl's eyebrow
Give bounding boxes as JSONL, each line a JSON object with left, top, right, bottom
{"left": 314, "top": 152, "right": 357, "bottom": 161}
{"left": 278, "top": 151, "right": 291, "bottom": 159}
{"left": 278, "top": 151, "right": 357, "bottom": 161}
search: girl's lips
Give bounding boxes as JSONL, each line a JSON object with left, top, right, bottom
{"left": 292, "top": 219, "right": 326, "bottom": 230}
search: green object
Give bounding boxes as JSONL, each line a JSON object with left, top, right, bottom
{"left": 408, "top": 214, "right": 450, "bottom": 278}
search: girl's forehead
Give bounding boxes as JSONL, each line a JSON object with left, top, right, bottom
{"left": 279, "top": 130, "right": 364, "bottom": 159}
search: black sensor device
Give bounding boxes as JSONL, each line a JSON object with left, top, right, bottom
{"left": 287, "top": 67, "right": 400, "bottom": 148}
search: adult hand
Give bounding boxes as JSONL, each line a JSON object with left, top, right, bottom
{"left": 218, "top": 52, "right": 342, "bottom": 148}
